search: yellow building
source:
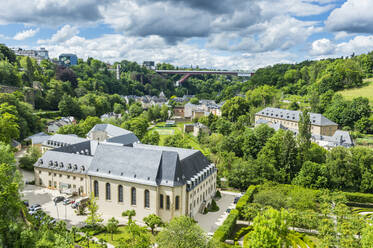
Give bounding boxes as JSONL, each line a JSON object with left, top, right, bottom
{"left": 255, "top": 107, "right": 338, "bottom": 136}
{"left": 34, "top": 126, "right": 216, "bottom": 223}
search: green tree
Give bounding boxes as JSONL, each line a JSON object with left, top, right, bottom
{"left": 244, "top": 208, "right": 290, "bottom": 248}
{"left": 143, "top": 214, "right": 163, "bottom": 235}
{"left": 118, "top": 223, "right": 151, "bottom": 248}
{"left": 0, "top": 112, "right": 19, "bottom": 143}
{"left": 297, "top": 109, "right": 311, "bottom": 163}
{"left": 129, "top": 103, "right": 143, "bottom": 117}
{"left": 164, "top": 133, "right": 191, "bottom": 148}
{"left": 58, "top": 94, "right": 82, "bottom": 119}
{"left": 221, "top": 96, "right": 250, "bottom": 122}
{"left": 156, "top": 216, "right": 209, "bottom": 248}
{"left": 122, "top": 116, "right": 149, "bottom": 140}
{"left": 362, "top": 220, "right": 373, "bottom": 248}
{"left": 141, "top": 131, "right": 160, "bottom": 145}
{"left": 85, "top": 193, "right": 103, "bottom": 227}
{"left": 19, "top": 146, "right": 41, "bottom": 171}
{"left": 122, "top": 209, "right": 136, "bottom": 224}
{"left": 106, "top": 217, "right": 119, "bottom": 240}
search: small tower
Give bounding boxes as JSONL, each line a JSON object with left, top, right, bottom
{"left": 116, "top": 64, "right": 121, "bottom": 80}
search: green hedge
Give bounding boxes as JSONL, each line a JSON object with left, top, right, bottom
{"left": 34, "top": 111, "right": 61, "bottom": 119}
{"left": 234, "top": 226, "right": 252, "bottom": 241}
{"left": 236, "top": 185, "right": 257, "bottom": 214}
{"left": 345, "top": 192, "right": 373, "bottom": 204}
{"left": 213, "top": 209, "right": 239, "bottom": 242}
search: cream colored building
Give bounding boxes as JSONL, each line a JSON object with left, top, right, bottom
{"left": 255, "top": 107, "right": 338, "bottom": 136}
{"left": 34, "top": 126, "right": 216, "bottom": 223}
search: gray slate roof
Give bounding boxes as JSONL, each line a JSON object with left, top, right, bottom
{"left": 35, "top": 150, "right": 93, "bottom": 175}
{"left": 43, "top": 134, "right": 87, "bottom": 147}
{"left": 87, "top": 124, "right": 132, "bottom": 138}
{"left": 107, "top": 133, "right": 139, "bottom": 146}
{"left": 256, "top": 107, "right": 337, "bottom": 126}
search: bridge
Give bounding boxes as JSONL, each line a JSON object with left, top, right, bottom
{"left": 155, "top": 70, "right": 253, "bottom": 85}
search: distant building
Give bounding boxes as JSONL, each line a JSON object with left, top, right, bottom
{"left": 122, "top": 92, "right": 168, "bottom": 109}
{"left": 100, "top": 112, "right": 122, "bottom": 121}
{"left": 59, "top": 53, "right": 78, "bottom": 66}
{"left": 255, "top": 107, "right": 353, "bottom": 149}
{"left": 87, "top": 124, "right": 139, "bottom": 146}
{"left": 184, "top": 123, "right": 210, "bottom": 137}
{"left": 41, "top": 134, "right": 87, "bottom": 154}
{"left": 183, "top": 100, "right": 222, "bottom": 119}
{"left": 143, "top": 61, "right": 155, "bottom": 70}
{"left": 12, "top": 47, "right": 49, "bottom": 64}
{"left": 47, "top": 116, "right": 76, "bottom": 133}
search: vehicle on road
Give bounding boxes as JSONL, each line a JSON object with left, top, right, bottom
{"left": 71, "top": 197, "right": 89, "bottom": 209}
{"left": 234, "top": 196, "right": 241, "bottom": 204}
{"left": 23, "top": 200, "right": 29, "bottom": 207}
{"left": 226, "top": 208, "right": 231, "bottom": 214}
{"left": 53, "top": 196, "right": 65, "bottom": 204}
{"left": 29, "top": 204, "right": 41, "bottom": 211}
{"left": 63, "top": 198, "right": 74, "bottom": 205}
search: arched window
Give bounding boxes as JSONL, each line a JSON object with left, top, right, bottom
{"left": 160, "top": 194, "right": 164, "bottom": 209}
{"left": 118, "top": 185, "right": 123, "bottom": 202}
{"left": 94, "top": 180, "right": 99, "bottom": 197}
{"left": 131, "top": 187, "right": 136, "bottom": 205}
{"left": 144, "top": 190, "right": 150, "bottom": 208}
{"left": 166, "top": 195, "right": 170, "bottom": 210}
{"left": 175, "top": 196, "right": 180, "bottom": 210}
{"left": 106, "top": 183, "right": 111, "bottom": 200}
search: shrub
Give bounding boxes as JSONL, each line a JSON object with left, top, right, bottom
{"left": 236, "top": 185, "right": 257, "bottom": 214}
{"left": 234, "top": 226, "right": 252, "bottom": 241}
{"left": 345, "top": 192, "right": 373, "bottom": 204}
{"left": 215, "top": 190, "right": 221, "bottom": 199}
{"left": 209, "top": 199, "right": 219, "bottom": 212}
{"left": 213, "top": 209, "right": 239, "bottom": 242}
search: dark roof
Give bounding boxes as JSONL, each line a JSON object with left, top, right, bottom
{"left": 43, "top": 134, "right": 87, "bottom": 147}
{"left": 87, "top": 124, "right": 133, "bottom": 138}
{"left": 256, "top": 107, "right": 337, "bottom": 126}
{"left": 107, "top": 133, "right": 139, "bottom": 146}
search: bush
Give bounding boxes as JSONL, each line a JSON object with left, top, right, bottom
{"left": 213, "top": 209, "right": 239, "bottom": 242}
{"left": 215, "top": 190, "right": 221, "bottom": 199}
{"left": 234, "top": 226, "right": 252, "bottom": 241}
{"left": 345, "top": 192, "right": 373, "bottom": 204}
{"left": 209, "top": 199, "right": 219, "bottom": 212}
{"left": 236, "top": 185, "right": 257, "bottom": 214}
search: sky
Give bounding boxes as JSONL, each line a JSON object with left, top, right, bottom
{"left": 0, "top": 0, "right": 373, "bottom": 70}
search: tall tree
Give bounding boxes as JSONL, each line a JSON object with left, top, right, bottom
{"left": 143, "top": 214, "right": 163, "bottom": 235}
{"left": 297, "top": 109, "right": 311, "bottom": 163}
{"left": 156, "top": 216, "right": 209, "bottom": 248}
{"left": 85, "top": 193, "right": 103, "bottom": 227}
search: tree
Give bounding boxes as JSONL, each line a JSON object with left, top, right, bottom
{"left": 129, "top": 103, "right": 143, "bottom": 118}
{"left": 122, "top": 209, "right": 136, "bottom": 224}
{"left": 107, "top": 217, "right": 119, "bottom": 240}
{"left": 122, "top": 116, "right": 149, "bottom": 140}
{"left": 58, "top": 94, "right": 82, "bottom": 119}
{"left": 164, "top": 133, "right": 191, "bottom": 148}
{"left": 0, "top": 112, "right": 19, "bottom": 143}
{"left": 221, "top": 96, "right": 250, "bottom": 122}
{"left": 0, "top": 44, "right": 16, "bottom": 63}
{"left": 292, "top": 161, "right": 328, "bottom": 189}
{"left": 143, "top": 214, "right": 163, "bottom": 235}
{"left": 71, "top": 226, "right": 78, "bottom": 242}
{"left": 297, "top": 109, "right": 311, "bottom": 163}
{"left": 141, "top": 131, "right": 160, "bottom": 145}
{"left": 85, "top": 193, "right": 103, "bottom": 227}
{"left": 156, "top": 216, "right": 209, "bottom": 248}
{"left": 244, "top": 208, "right": 290, "bottom": 248}
{"left": 355, "top": 117, "right": 373, "bottom": 134}
{"left": 362, "top": 220, "right": 373, "bottom": 248}
{"left": 118, "top": 223, "right": 152, "bottom": 248}
{"left": 0, "top": 143, "right": 23, "bottom": 246}
{"left": 19, "top": 146, "right": 41, "bottom": 171}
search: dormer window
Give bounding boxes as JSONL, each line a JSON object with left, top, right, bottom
{"left": 81, "top": 166, "right": 85, "bottom": 171}
{"left": 54, "top": 161, "right": 58, "bottom": 167}
{"left": 59, "top": 162, "right": 64, "bottom": 168}
{"left": 49, "top": 161, "right": 53, "bottom": 166}
{"left": 39, "top": 159, "right": 43, "bottom": 164}
{"left": 73, "top": 164, "right": 78, "bottom": 170}
{"left": 68, "top": 163, "right": 72, "bottom": 169}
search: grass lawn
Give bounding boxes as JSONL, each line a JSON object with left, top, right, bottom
{"left": 339, "top": 78, "right": 373, "bottom": 108}
{"left": 94, "top": 226, "right": 156, "bottom": 247}
{"left": 149, "top": 121, "right": 211, "bottom": 156}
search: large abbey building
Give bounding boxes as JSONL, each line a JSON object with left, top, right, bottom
{"left": 34, "top": 124, "right": 216, "bottom": 222}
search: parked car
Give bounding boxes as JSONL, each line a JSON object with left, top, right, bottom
{"left": 53, "top": 196, "right": 65, "bottom": 204}
{"left": 29, "top": 204, "right": 41, "bottom": 211}
{"left": 23, "top": 200, "right": 29, "bottom": 207}
{"left": 71, "top": 197, "right": 89, "bottom": 209}
{"left": 234, "top": 196, "right": 241, "bottom": 204}
{"left": 63, "top": 198, "right": 74, "bottom": 205}
{"left": 226, "top": 208, "right": 231, "bottom": 214}
{"left": 28, "top": 208, "right": 42, "bottom": 216}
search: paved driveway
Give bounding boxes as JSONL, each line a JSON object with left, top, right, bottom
{"left": 194, "top": 192, "right": 239, "bottom": 233}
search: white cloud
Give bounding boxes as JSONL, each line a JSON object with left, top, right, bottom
{"left": 38, "top": 25, "right": 79, "bottom": 44}
{"left": 39, "top": 32, "right": 297, "bottom": 71}
{"left": 310, "top": 38, "right": 335, "bottom": 55}
{"left": 13, "top": 28, "right": 39, "bottom": 40}
{"left": 335, "top": 35, "right": 373, "bottom": 55}
{"left": 326, "top": 0, "right": 373, "bottom": 33}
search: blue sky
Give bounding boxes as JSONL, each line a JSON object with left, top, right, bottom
{"left": 0, "top": 0, "right": 372, "bottom": 70}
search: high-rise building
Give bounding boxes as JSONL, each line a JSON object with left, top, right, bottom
{"left": 12, "top": 47, "right": 49, "bottom": 64}
{"left": 59, "top": 53, "right": 78, "bottom": 66}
